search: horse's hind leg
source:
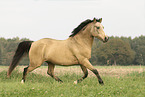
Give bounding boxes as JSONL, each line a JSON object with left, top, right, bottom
{"left": 47, "top": 62, "right": 63, "bottom": 83}
{"left": 21, "top": 63, "right": 41, "bottom": 83}
{"left": 74, "top": 65, "right": 88, "bottom": 84}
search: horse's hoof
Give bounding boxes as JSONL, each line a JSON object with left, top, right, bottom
{"left": 99, "top": 80, "right": 104, "bottom": 85}
{"left": 21, "top": 80, "right": 24, "bottom": 84}
{"left": 73, "top": 80, "right": 77, "bottom": 84}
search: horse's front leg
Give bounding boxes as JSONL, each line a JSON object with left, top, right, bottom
{"left": 74, "top": 65, "right": 88, "bottom": 84}
{"left": 47, "top": 62, "right": 63, "bottom": 83}
{"left": 80, "top": 58, "right": 104, "bottom": 85}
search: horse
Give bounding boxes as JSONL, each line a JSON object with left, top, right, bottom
{"left": 7, "top": 18, "right": 109, "bottom": 85}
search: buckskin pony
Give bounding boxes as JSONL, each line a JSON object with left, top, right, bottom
{"left": 7, "top": 18, "right": 109, "bottom": 85}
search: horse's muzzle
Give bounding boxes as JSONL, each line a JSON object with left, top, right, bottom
{"left": 103, "top": 36, "right": 109, "bottom": 43}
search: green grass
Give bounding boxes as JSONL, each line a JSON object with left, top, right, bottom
{"left": 0, "top": 70, "right": 145, "bottom": 97}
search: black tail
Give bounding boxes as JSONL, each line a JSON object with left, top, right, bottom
{"left": 7, "top": 41, "right": 33, "bottom": 77}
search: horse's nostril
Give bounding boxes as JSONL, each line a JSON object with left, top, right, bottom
{"left": 105, "top": 37, "right": 109, "bottom": 42}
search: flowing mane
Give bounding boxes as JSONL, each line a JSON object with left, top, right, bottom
{"left": 69, "top": 19, "right": 93, "bottom": 37}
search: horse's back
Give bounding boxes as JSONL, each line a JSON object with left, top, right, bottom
{"left": 29, "top": 38, "right": 62, "bottom": 57}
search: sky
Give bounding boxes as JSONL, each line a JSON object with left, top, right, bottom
{"left": 0, "top": 0, "right": 144, "bottom": 41}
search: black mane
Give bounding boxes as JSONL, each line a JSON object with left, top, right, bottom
{"left": 69, "top": 19, "right": 93, "bottom": 37}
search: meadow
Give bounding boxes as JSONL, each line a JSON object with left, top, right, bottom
{"left": 0, "top": 66, "right": 145, "bottom": 97}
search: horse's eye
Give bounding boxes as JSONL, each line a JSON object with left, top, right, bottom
{"left": 96, "top": 27, "right": 100, "bottom": 29}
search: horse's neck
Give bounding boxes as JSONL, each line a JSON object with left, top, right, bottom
{"left": 70, "top": 30, "right": 94, "bottom": 49}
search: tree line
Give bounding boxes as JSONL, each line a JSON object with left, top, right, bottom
{"left": 90, "top": 35, "right": 145, "bottom": 65}
{"left": 0, "top": 36, "right": 145, "bottom": 66}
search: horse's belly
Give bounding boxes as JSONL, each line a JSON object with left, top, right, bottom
{"left": 48, "top": 55, "right": 79, "bottom": 65}
{"left": 45, "top": 49, "right": 79, "bottom": 65}
{"left": 50, "top": 57, "right": 78, "bottom": 65}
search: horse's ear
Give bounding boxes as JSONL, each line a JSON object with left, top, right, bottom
{"left": 99, "top": 18, "right": 102, "bottom": 23}
{"left": 93, "top": 18, "right": 97, "bottom": 23}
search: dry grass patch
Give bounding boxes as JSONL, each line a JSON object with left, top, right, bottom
{"left": 1, "top": 66, "right": 144, "bottom": 78}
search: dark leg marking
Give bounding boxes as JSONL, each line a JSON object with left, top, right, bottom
{"left": 76, "top": 65, "right": 88, "bottom": 83}
{"left": 91, "top": 69, "right": 104, "bottom": 85}
{"left": 77, "top": 70, "right": 88, "bottom": 83}
{"left": 47, "top": 71, "right": 63, "bottom": 83}
{"left": 22, "top": 66, "right": 28, "bottom": 82}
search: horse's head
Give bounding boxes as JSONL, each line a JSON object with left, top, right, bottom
{"left": 90, "top": 18, "right": 109, "bottom": 43}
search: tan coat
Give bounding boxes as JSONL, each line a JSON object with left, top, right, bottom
{"left": 8, "top": 18, "right": 109, "bottom": 85}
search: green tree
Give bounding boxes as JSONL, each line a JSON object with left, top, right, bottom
{"left": 95, "top": 39, "right": 135, "bottom": 65}
{"left": 0, "top": 37, "right": 30, "bottom": 65}
{"left": 131, "top": 35, "right": 145, "bottom": 65}
{"left": 133, "top": 46, "right": 145, "bottom": 65}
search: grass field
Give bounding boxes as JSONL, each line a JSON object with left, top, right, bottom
{"left": 0, "top": 66, "right": 145, "bottom": 97}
